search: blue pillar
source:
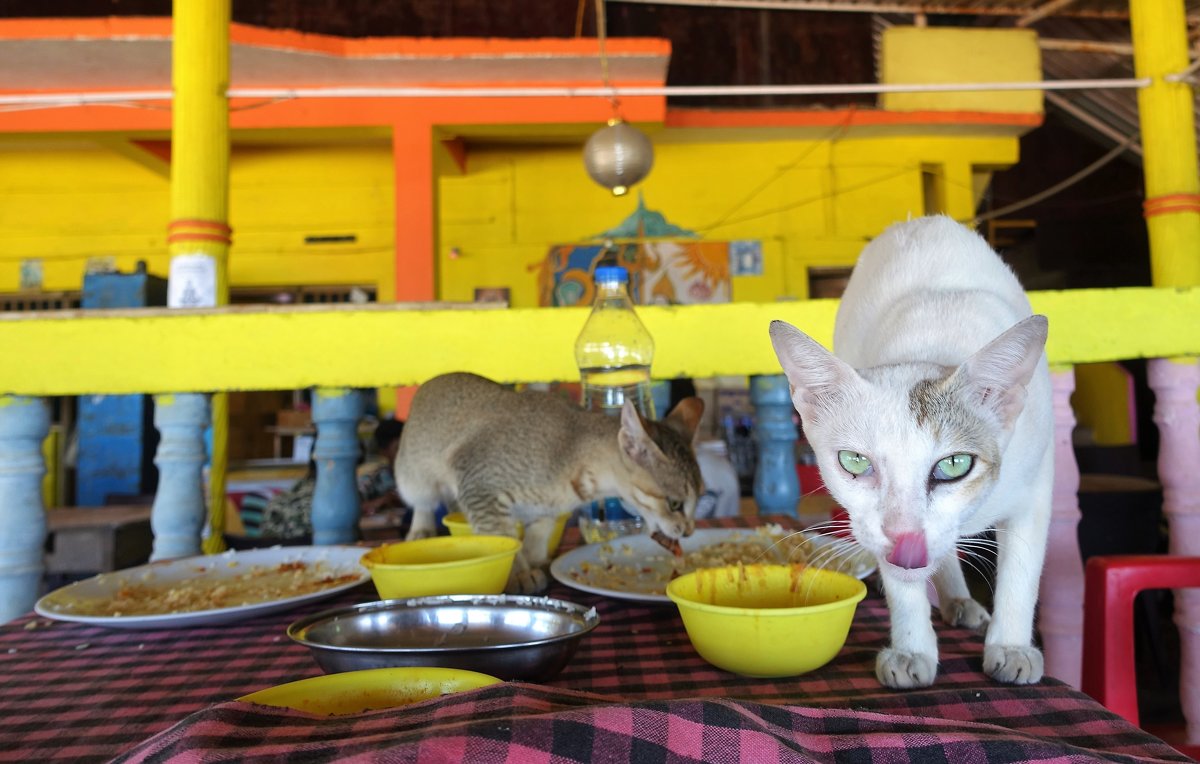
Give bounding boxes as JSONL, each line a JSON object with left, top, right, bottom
{"left": 150, "top": 393, "right": 209, "bottom": 560}
{"left": 0, "top": 397, "right": 50, "bottom": 622}
{"left": 750, "top": 374, "right": 800, "bottom": 517}
{"left": 311, "top": 388, "right": 364, "bottom": 545}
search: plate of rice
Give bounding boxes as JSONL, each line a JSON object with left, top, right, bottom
{"left": 35, "top": 545, "right": 370, "bottom": 629}
{"left": 549, "top": 526, "right": 875, "bottom": 604}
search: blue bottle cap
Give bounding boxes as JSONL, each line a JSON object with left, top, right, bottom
{"left": 593, "top": 266, "right": 629, "bottom": 284}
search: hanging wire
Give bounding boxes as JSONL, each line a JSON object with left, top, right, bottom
{"left": 575, "top": 0, "right": 588, "bottom": 37}
{"left": 974, "top": 130, "right": 1141, "bottom": 224}
{"left": 595, "top": 0, "right": 622, "bottom": 117}
{"left": 700, "top": 107, "right": 858, "bottom": 231}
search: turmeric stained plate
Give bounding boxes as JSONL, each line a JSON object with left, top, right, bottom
{"left": 34, "top": 545, "right": 370, "bottom": 630}
{"left": 239, "top": 667, "right": 501, "bottom": 715}
{"left": 549, "top": 528, "right": 875, "bottom": 604}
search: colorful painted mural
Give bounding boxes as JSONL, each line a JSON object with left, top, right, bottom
{"left": 536, "top": 197, "right": 736, "bottom": 307}
{"left": 537, "top": 240, "right": 732, "bottom": 307}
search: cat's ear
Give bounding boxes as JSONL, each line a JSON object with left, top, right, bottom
{"left": 619, "top": 400, "right": 668, "bottom": 470}
{"left": 662, "top": 397, "right": 704, "bottom": 443}
{"left": 951, "top": 315, "right": 1048, "bottom": 428}
{"left": 768, "top": 320, "right": 860, "bottom": 419}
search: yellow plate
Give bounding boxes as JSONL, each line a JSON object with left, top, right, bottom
{"left": 239, "top": 667, "right": 501, "bottom": 715}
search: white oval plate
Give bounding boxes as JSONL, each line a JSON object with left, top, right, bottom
{"left": 549, "top": 528, "right": 876, "bottom": 604}
{"left": 35, "top": 545, "right": 370, "bottom": 630}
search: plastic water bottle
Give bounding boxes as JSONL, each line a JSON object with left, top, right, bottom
{"left": 574, "top": 265, "right": 654, "bottom": 538}
{"left": 574, "top": 265, "right": 656, "bottom": 419}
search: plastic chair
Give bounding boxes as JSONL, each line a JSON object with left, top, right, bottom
{"left": 1082, "top": 554, "right": 1200, "bottom": 759}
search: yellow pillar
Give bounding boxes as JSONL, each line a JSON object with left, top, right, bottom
{"left": 170, "top": 0, "right": 231, "bottom": 553}
{"left": 1130, "top": 0, "right": 1200, "bottom": 289}
{"left": 1131, "top": 0, "right": 1200, "bottom": 743}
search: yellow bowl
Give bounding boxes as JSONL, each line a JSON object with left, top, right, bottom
{"left": 441, "top": 511, "right": 571, "bottom": 557}
{"left": 361, "top": 536, "right": 521, "bottom": 599}
{"left": 239, "top": 666, "right": 501, "bottom": 715}
{"left": 666, "top": 564, "right": 867, "bottom": 678}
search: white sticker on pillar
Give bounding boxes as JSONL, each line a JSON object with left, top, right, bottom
{"left": 168, "top": 254, "right": 217, "bottom": 308}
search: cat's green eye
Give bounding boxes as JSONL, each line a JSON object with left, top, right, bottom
{"left": 667, "top": 499, "right": 684, "bottom": 514}
{"left": 837, "top": 450, "right": 873, "bottom": 477}
{"left": 933, "top": 454, "right": 974, "bottom": 481}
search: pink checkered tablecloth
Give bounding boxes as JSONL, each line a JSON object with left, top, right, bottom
{"left": 0, "top": 517, "right": 1190, "bottom": 763}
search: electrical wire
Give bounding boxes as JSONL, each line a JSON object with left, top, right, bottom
{"left": 974, "top": 130, "right": 1141, "bottom": 224}
{"left": 699, "top": 164, "right": 917, "bottom": 232}
{"left": 699, "top": 107, "right": 858, "bottom": 231}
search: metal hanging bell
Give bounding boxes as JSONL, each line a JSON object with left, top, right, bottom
{"left": 582, "top": 118, "right": 654, "bottom": 197}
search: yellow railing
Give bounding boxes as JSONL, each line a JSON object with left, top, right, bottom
{"left": 2, "top": 287, "right": 1199, "bottom": 396}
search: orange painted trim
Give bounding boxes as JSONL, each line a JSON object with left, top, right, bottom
{"left": 665, "top": 107, "right": 1044, "bottom": 129}
{"left": 167, "top": 232, "right": 233, "bottom": 245}
{"left": 0, "top": 94, "right": 666, "bottom": 134}
{"left": 131, "top": 139, "right": 171, "bottom": 163}
{"left": 169, "top": 219, "right": 232, "bottom": 234}
{"left": 393, "top": 123, "right": 436, "bottom": 303}
{"left": 441, "top": 138, "right": 468, "bottom": 174}
{"left": 0, "top": 17, "right": 171, "bottom": 39}
{"left": 234, "top": 28, "right": 671, "bottom": 60}
{"left": 1144, "top": 193, "right": 1200, "bottom": 217}
{"left": 0, "top": 17, "right": 671, "bottom": 60}
{"left": 393, "top": 386, "right": 418, "bottom": 420}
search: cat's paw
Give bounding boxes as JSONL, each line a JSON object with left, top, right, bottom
{"left": 983, "top": 645, "right": 1043, "bottom": 684}
{"left": 505, "top": 567, "right": 548, "bottom": 595}
{"left": 404, "top": 525, "right": 437, "bottom": 541}
{"left": 875, "top": 648, "right": 937, "bottom": 689}
{"left": 942, "top": 598, "right": 991, "bottom": 632}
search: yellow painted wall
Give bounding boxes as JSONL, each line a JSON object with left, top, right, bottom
{"left": 881, "top": 27, "right": 1044, "bottom": 114}
{"left": 437, "top": 134, "right": 1018, "bottom": 305}
{"left": 1073, "top": 362, "right": 1137, "bottom": 445}
{"left": 0, "top": 138, "right": 394, "bottom": 294}
{"left": 2, "top": 129, "right": 1018, "bottom": 308}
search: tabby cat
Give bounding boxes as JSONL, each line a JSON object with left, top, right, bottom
{"left": 395, "top": 372, "right": 705, "bottom": 593}
{"left": 769, "top": 216, "right": 1053, "bottom": 688}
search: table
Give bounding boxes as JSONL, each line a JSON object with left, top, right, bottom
{"left": 44, "top": 505, "right": 152, "bottom": 575}
{"left": 0, "top": 519, "right": 1191, "bottom": 763}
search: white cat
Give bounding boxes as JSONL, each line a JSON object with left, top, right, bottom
{"left": 769, "top": 216, "right": 1053, "bottom": 688}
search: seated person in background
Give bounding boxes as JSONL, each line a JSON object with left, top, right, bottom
{"left": 259, "top": 419, "right": 408, "bottom": 540}
{"left": 259, "top": 458, "right": 317, "bottom": 540}
{"left": 358, "top": 418, "right": 407, "bottom": 517}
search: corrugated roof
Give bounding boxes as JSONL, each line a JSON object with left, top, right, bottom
{"left": 864, "top": 2, "right": 1200, "bottom": 164}
{"left": 1037, "top": 10, "right": 1199, "bottom": 164}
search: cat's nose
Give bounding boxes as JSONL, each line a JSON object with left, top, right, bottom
{"left": 885, "top": 532, "right": 928, "bottom": 569}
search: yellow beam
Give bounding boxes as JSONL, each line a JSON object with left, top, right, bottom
{"left": 1, "top": 288, "right": 1198, "bottom": 396}
{"left": 1130, "top": 0, "right": 1200, "bottom": 288}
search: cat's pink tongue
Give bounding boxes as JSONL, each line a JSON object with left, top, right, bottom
{"left": 886, "top": 532, "right": 928, "bottom": 569}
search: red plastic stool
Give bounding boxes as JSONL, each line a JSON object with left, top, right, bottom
{"left": 1082, "top": 554, "right": 1200, "bottom": 759}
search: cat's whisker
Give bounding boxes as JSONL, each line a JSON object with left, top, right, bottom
{"left": 793, "top": 526, "right": 853, "bottom": 546}
{"left": 806, "top": 541, "right": 859, "bottom": 575}
{"left": 983, "top": 527, "right": 1037, "bottom": 557}
{"left": 955, "top": 550, "right": 998, "bottom": 599}
{"left": 956, "top": 539, "right": 999, "bottom": 554}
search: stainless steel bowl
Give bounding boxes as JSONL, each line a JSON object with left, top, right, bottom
{"left": 287, "top": 594, "right": 600, "bottom": 681}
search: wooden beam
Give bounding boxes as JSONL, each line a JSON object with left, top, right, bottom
{"left": 1016, "top": 0, "right": 1081, "bottom": 28}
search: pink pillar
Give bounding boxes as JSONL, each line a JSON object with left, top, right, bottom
{"left": 1148, "top": 357, "right": 1200, "bottom": 744}
{"left": 1039, "top": 367, "right": 1085, "bottom": 688}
